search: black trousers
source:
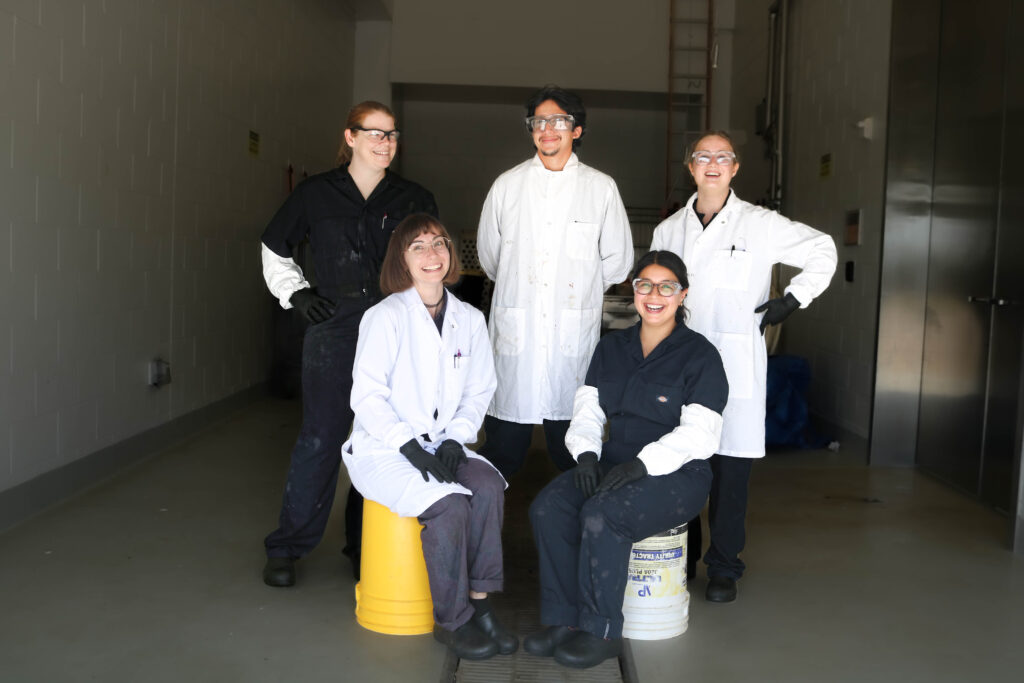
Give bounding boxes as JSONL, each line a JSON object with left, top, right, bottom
{"left": 702, "top": 454, "right": 754, "bottom": 580}
{"left": 264, "top": 308, "right": 362, "bottom": 559}
{"left": 529, "top": 459, "right": 712, "bottom": 640}
{"left": 417, "top": 459, "right": 506, "bottom": 631}
{"left": 478, "top": 415, "right": 574, "bottom": 479}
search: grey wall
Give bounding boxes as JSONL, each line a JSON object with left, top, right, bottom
{"left": 396, "top": 87, "right": 668, "bottom": 248}
{"left": 388, "top": 0, "right": 739, "bottom": 266}
{"left": 0, "top": 0, "right": 357, "bottom": 495}
{"left": 390, "top": 0, "right": 670, "bottom": 93}
{"left": 726, "top": 0, "right": 892, "bottom": 440}
{"left": 727, "top": 0, "right": 773, "bottom": 202}
{"left": 757, "top": 0, "right": 892, "bottom": 440}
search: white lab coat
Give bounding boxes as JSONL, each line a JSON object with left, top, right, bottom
{"left": 342, "top": 288, "right": 502, "bottom": 518}
{"left": 477, "top": 154, "right": 634, "bottom": 423}
{"left": 650, "top": 191, "right": 837, "bottom": 457}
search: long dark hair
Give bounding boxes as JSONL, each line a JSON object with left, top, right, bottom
{"left": 632, "top": 251, "right": 690, "bottom": 322}
{"left": 379, "top": 214, "right": 461, "bottom": 295}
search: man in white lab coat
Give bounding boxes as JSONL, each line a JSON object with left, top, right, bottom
{"left": 477, "top": 85, "right": 634, "bottom": 480}
{"left": 651, "top": 131, "right": 837, "bottom": 603}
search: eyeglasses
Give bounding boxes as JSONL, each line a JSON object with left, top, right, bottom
{"left": 525, "top": 115, "right": 575, "bottom": 132}
{"left": 407, "top": 236, "right": 450, "bottom": 256}
{"left": 691, "top": 151, "right": 737, "bottom": 166}
{"left": 351, "top": 126, "right": 400, "bottom": 142}
{"left": 632, "top": 278, "right": 684, "bottom": 296}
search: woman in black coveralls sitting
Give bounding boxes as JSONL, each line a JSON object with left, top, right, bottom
{"left": 525, "top": 251, "right": 729, "bottom": 669}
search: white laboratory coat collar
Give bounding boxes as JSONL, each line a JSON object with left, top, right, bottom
{"left": 529, "top": 152, "right": 580, "bottom": 174}
{"left": 685, "top": 188, "right": 739, "bottom": 220}
{"left": 395, "top": 286, "right": 461, "bottom": 331}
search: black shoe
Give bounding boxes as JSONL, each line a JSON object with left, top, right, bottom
{"left": 433, "top": 621, "right": 499, "bottom": 660}
{"left": 523, "top": 625, "right": 577, "bottom": 657}
{"left": 471, "top": 609, "right": 518, "bottom": 655}
{"left": 705, "top": 575, "right": 737, "bottom": 602}
{"left": 553, "top": 631, "right": 622, "bottom": 669}
{"left": 263, "top": 557, "right": 296, "bottom": 587}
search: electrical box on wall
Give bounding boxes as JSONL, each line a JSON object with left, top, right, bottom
{"left": 149, "top": 359, "right": 171, "bottom": 387}
{"left": 845, "top": 209, "right": 861, "bottom": 245}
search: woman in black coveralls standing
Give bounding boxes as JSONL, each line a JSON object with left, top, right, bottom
{"left": 260, "top": 101, "right": 438, "bottom": 587}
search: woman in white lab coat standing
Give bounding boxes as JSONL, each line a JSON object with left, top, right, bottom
{"left": 650, "top": 131, "right": 837, "bottom": 603}
{"left": 342, "top": 214, "right": 516, "bottom": 660}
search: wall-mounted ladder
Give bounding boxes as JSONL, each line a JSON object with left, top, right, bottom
{"left": 665, "top": 0, "right": 715, "bottom": 209}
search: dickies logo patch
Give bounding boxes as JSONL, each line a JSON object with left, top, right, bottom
{"left": 657, "top": 395, "right": 669, "bottom": 403}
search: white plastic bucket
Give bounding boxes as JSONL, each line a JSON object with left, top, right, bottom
{"left": 621, "top": 523, "right": 688, "bottom": 640}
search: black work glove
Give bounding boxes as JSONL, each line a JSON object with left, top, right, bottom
{"left": 290, "top": 288, "right": 336, "bottom": 324}
{"left": 573, "top": 452, "right": 601, "bottom": 498}
{"left": 596, "top": 459, "right": 647, "bottom": 493}
{"left": 754, "top": 292, "right": 800, "bottom": 335}
{"left": 400, "top": 439, "right": 456, "bottom": 483}
{"left": 435, "top": 439, "right": 468, "bottom": 474}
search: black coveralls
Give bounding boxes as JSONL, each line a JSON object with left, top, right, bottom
{"left": 262, "top": 165, "right": 437, "bottom": 560}
{"left": 529, "top": 321, "right": 728, "bottom": 639}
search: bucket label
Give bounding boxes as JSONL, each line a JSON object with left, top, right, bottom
{"left": 632, "top": 548, "right": 683, "bottom": 562}
{"left": 622, "top": 525, "right": 689, "bottom": 640}
{"left": 623, "top": 530, "right": 687, "bottom": 601}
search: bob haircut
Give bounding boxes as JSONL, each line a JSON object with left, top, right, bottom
{"left": 380, "top": 214, "right": 461, "bottom": 295}
{"left": 686, "top": 129, "right": 739, "bottom": 163}
{"left": 336, "top": 100, "right": 396, "bottom": 164}
{"left": 525, "top": 84, "right": 587, "bottom": 150}
{"left": 632, "top": 250, "right": 690, "bottom": 323}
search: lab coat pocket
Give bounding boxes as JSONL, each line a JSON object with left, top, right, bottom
{"left": 711, "top": 288, "right": 756, "bottom": 335}
{"left": 559, "top": 308, "right": 600, "bottom": 358}
{"left": 565, "top": 221, "right": 599, "bottom": 260}
{"left": 709, "top": 249, "right": 752, "bottom": 291}
{"left": 716, "top": 332, "right": 754, "bottom": 400}
{"left": 492, "top": 306, "right": 525, "bottom": 356}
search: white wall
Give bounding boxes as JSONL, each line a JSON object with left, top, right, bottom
{"left": 0, "top": 0, "right": 356, "bottom": 493}
{"left": 390, "top": 0, "right": 669, "bottom": 93}
{"left": 774, "top": 0, "right": 892, "bottom": 438}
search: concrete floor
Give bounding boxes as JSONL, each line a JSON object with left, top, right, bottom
{"left": 1, "top": 394, "right": 1022, "bottom": 682}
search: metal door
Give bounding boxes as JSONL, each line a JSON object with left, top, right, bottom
{"left": 916, "top": 0, "right": 1016, "bottom": 511}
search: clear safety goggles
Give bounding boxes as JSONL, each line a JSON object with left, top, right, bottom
{"left": 691, "top": 151, "right": 737, "bottom": 166}
{"left": 525, "top": 115, "right": 576, "bottom": 132}
{"left": 407, "top": 237, "right": 450, "bottom": 256}
{"left": 632, "top": 279, "right": 684, "bottom": 296}
{"left": 352, "top": 126, "right": 400, "bottom": 142}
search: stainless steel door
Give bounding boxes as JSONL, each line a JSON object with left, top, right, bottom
{"left": 916, "top": 0, "right": 1011, "bottom": 505}
{"left": 984, "top": 0, "right": 1024, "bottom": 514}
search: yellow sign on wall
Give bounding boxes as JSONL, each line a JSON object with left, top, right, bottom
{"left": 819, "top": 153, "right": 832, "bottom": 178}
{"left": 249, "top": 130, "right": 260, "bottom": 157}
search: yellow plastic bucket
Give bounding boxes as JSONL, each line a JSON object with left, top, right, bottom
{"left": 354, "top": 499, "right": 434, "bottom": 635}
{"left": 621, "top": 523, "right": 688, "bottom": 640}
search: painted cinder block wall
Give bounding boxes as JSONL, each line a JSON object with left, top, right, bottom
{"left": 728, "top": 0, "right": 892, "bottom": 441}
{"left": 0, "top": 0, "right": 356, "bottom": 495}
{"left": 779, "top": 0, "right": 892, "bottom": 440}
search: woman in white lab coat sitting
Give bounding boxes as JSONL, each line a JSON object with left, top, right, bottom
{"left": 342, "top": 214, "right": 516, "bottom": 660}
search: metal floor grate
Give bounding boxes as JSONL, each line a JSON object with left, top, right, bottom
{"left": 443, "top": 448, "right": 637, "bottom": 683}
